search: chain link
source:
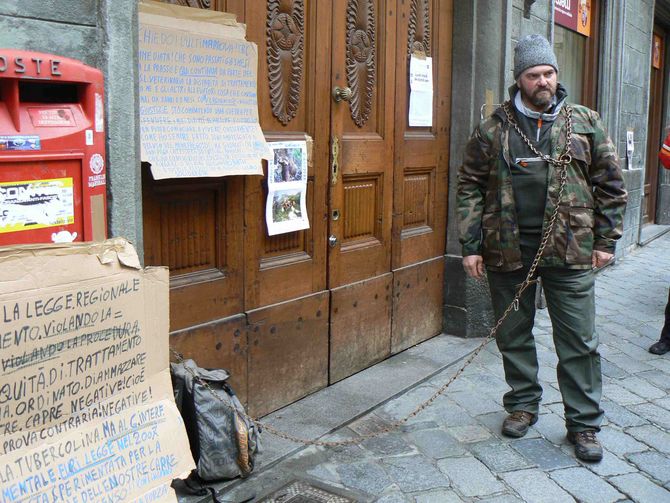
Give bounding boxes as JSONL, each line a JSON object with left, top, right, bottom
{"left": 168, "top": 102, "right": 574, "bottom": 449}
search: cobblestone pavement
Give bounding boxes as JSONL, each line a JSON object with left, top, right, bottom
{"left": 222, "top": 232, "right": 670, "bottom": 503}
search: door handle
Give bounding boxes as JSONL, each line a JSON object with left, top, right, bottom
{"left": 331, "top": 135, "right": 339, "bottom": 186}
{"left": 328, "top": 235, "right": 339, "bottom": 248}
{"left": 332, "top": 86, "right": 352, "bottom": 102}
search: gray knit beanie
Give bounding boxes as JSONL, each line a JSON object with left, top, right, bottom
{"left": 513, "top": 34, "right": 559, "bottom": 79}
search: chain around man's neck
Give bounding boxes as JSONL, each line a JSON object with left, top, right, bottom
{"left": 502, "top": 101, "right": 573, "bottom": 167}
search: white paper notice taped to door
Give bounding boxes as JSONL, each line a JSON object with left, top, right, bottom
{"left": 408, "top": 55, "right": 433, "bottom": 127}
{"left": 0, "top": 238, "right": 194, "bottom": 502}
{"left": 139, "top": 1, "right": 271, "bottom": 179}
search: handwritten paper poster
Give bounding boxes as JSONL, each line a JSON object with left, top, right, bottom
{"left": 266, "top": 141, "right": 310, "bottom": 236}
{"left": 0, "top": 238, "right": 194, "bottom": 502}
{"left": 139, "top": 1, "right": 271, "bottom": 179}
{"left": 408, "top": 55, "right": 433, "bottom": 127}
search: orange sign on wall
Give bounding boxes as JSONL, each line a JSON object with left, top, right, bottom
{"left": 555, "top": 0, "right": 591, "bottom": 37}
{"left": 653, "top": 34, "right": 663, "bottom": 69}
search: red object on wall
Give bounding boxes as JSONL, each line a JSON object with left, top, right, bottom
{"left": 0, "top": 49, "right": 107, "bottom": 246}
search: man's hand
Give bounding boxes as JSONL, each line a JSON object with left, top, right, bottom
{"left": 463, "top": 255, "right": 485, "bottom": 279}
{"left": 592, "top": 250, "right": 613, "bottom": 269}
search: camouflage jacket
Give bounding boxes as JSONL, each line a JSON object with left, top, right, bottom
{"left": 457, "top": 95, "right": 627, "bottom": 271}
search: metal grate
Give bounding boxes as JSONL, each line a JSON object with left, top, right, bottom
{"left": 256, "top": 480, "right": 359, "bottom": 503}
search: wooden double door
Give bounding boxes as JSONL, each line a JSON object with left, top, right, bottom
{"left": 143, "top": 0, "right": 452, "bottom": 417}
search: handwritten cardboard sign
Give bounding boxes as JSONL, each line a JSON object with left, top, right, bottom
{"left": 0, "top": 239, "right": 194, "bottom": 502}
{"left": 139, "top": 0, "right": 271, "bottom": 179}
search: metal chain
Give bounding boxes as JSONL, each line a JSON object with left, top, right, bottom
{"left": 168, "top": 102, "right": 574, "bottom": 448}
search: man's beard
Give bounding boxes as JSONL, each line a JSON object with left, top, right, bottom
{"left": 526, "top": 88, "right": 554, "bottom": 110}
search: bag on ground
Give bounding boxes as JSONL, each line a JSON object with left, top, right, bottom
{"left": 171, "top": 359, "right": 261, "bottom": 481}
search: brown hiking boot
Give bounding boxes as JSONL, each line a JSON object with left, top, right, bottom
{"left": 501, "top": 410, "right": 537, "bottom": 438}
{"left": 567, "top": 430, "right": 603, "bottom": 462}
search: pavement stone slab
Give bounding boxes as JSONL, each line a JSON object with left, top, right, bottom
{"left": 374, "top": 490, "right": 410, "bottom": 503}
{"left": 647, "top": 356, "right": 670, "bottom": 374}
{"left": 468, "top": 440, "right": 534, "bottom": 472}
{"left": 627, "top": 424, "right": 670, "bottom": 454}
{"left": 601, "top": 381, "right": 646, "bottom": 405}
{"left": 549, "top": 467, "right": 624, "bottom": 503}
{"left": 598, "top": 426, "right": 650, "bottom": 457}
{"left": 400, "top": 421, "right": 440, "bottom": 433}
{"left": 628, "top": 402, "right": 670, "bottom": 430}
{"left": 477, "top": 495, "right": 525, "bottom": 503}
{"left": 360, "top": 433, "right": 417, "bottom": 458}
{"left": 654, "top": 396, "right": 670, "bottom": 412}
{"left": 539, "top": 383, "right": 563, "bottom": 404}
{"left": 532, "top": 411, "right": 569, "bottom": 445}
{"left": 305, "top": 464, "right": 342, "bottom": 486}
{"left": 411, "top": 489, "right": 464, "bottom": 503}
{"left": 446, "top": 424, "right": 494, "bottom": 443}
{"left": 585, "top": 449, "right": 637, "bottom": 477}
{"left": 609, "top": 473, "right": 670, "bottom": 503}
{"left": 615, "top": 375, "right": 666, "bottom": 399}
{"left": 408, "top": 428, "right": 468, "bottom": 458}
{"left": 500, "top": 469, "right": 574, "bottom": 503}
{"left": 381, "top": 455, "right": 450, "bottom": 493}
{"left": 636, "top": 369, "right": 670, "bottom": 391}
{"left": 437, "top": 456, "right": 505, "bottom": 498}
{"left": 404, "top": 396, "right": 473, "bottom": 428}
{"left": 601, "top": 399, "right": 649, "bottom": 428}
{"left": 626, "top": 451, "right": 670, "bottom": 484}
{"left": 350, "top": 414, "right": 395, "bottom": 436}
{"left": 450, "top": 389, "right": 502, "bottom": 415}
{"left": 511, "top": 438, "right": 577, "bottom": 470}
{"left": 601, "top": 352, "right": 655, "bottom": 374}
{"left": 378, "top": 385, "right": 442, "bottom": 422}
{"left": 336, "top": 461, "right": 394, "bottom": 496}
{"left": 600, "top": 360, "right": 631, "bottom": 379}
{"left": 536, "top": 366, "right": 559, "bottom": 384}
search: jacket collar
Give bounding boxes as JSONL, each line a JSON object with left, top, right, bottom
{"left": 496, "top": 83, "right": 569, "bottom": 123}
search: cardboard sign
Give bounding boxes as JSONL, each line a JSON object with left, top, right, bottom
{"left": 138, "top": 0, "right": 271, "bottom": 179}
{"left": 0, "top": 239, "right": 194, "bottom": 502}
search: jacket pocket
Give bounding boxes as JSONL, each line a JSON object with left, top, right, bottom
{"left": 564, "top": 206, "right": 594, "bottom": 265}
{"left": 570, "top": 133, "right": 592, "bottom": 167}
{"left": 481, "top": 212, "right": 503, "bottom": 267}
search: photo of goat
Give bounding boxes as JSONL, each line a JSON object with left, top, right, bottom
{"left": 272, "top": 147, "right": 304, "bottom": 183}
{"left": 272, "top": 190, "right": 303, "bottom": 222}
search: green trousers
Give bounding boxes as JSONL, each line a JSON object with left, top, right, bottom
{"left": 487, "top": 265, "right": 603, "bottom": 432}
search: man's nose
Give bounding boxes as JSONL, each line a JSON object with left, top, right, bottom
{"left": 537, "top": 76, "right": 547, "bottom": 86}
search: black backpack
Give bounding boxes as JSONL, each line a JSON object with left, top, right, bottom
{"left": 171, "top": 359, "right": 261, "bottom": 482}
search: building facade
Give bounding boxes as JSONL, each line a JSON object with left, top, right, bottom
{"left": 1, "top": 0, "right": 669, "bottom": 416}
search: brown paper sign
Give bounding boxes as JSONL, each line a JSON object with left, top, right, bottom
{"left": 139, "top": 1, "right": 271, "bottom": 179}
{"left": 0, "top": 239, "right": 194, "bottom": 502}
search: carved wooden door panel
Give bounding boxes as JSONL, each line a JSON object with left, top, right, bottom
{"left": 327, "top": 0, "right": 397, "bottom": 382}
{"left": 328, "top": 0, "right": 395, "bottom": 288}
{"left": 389, "top": 0, "right": 451, "bottom": 354}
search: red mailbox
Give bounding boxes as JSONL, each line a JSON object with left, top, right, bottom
{"left": 0, "top": 49, "right": 106, "bottom": 245}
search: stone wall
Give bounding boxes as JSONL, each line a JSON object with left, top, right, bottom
{"left": 618, "top": 1, "right": 655, "bottom": 252}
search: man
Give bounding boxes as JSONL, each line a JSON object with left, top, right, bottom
{"left": 457, "top": 34, "right": 627, "bottom": 462}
